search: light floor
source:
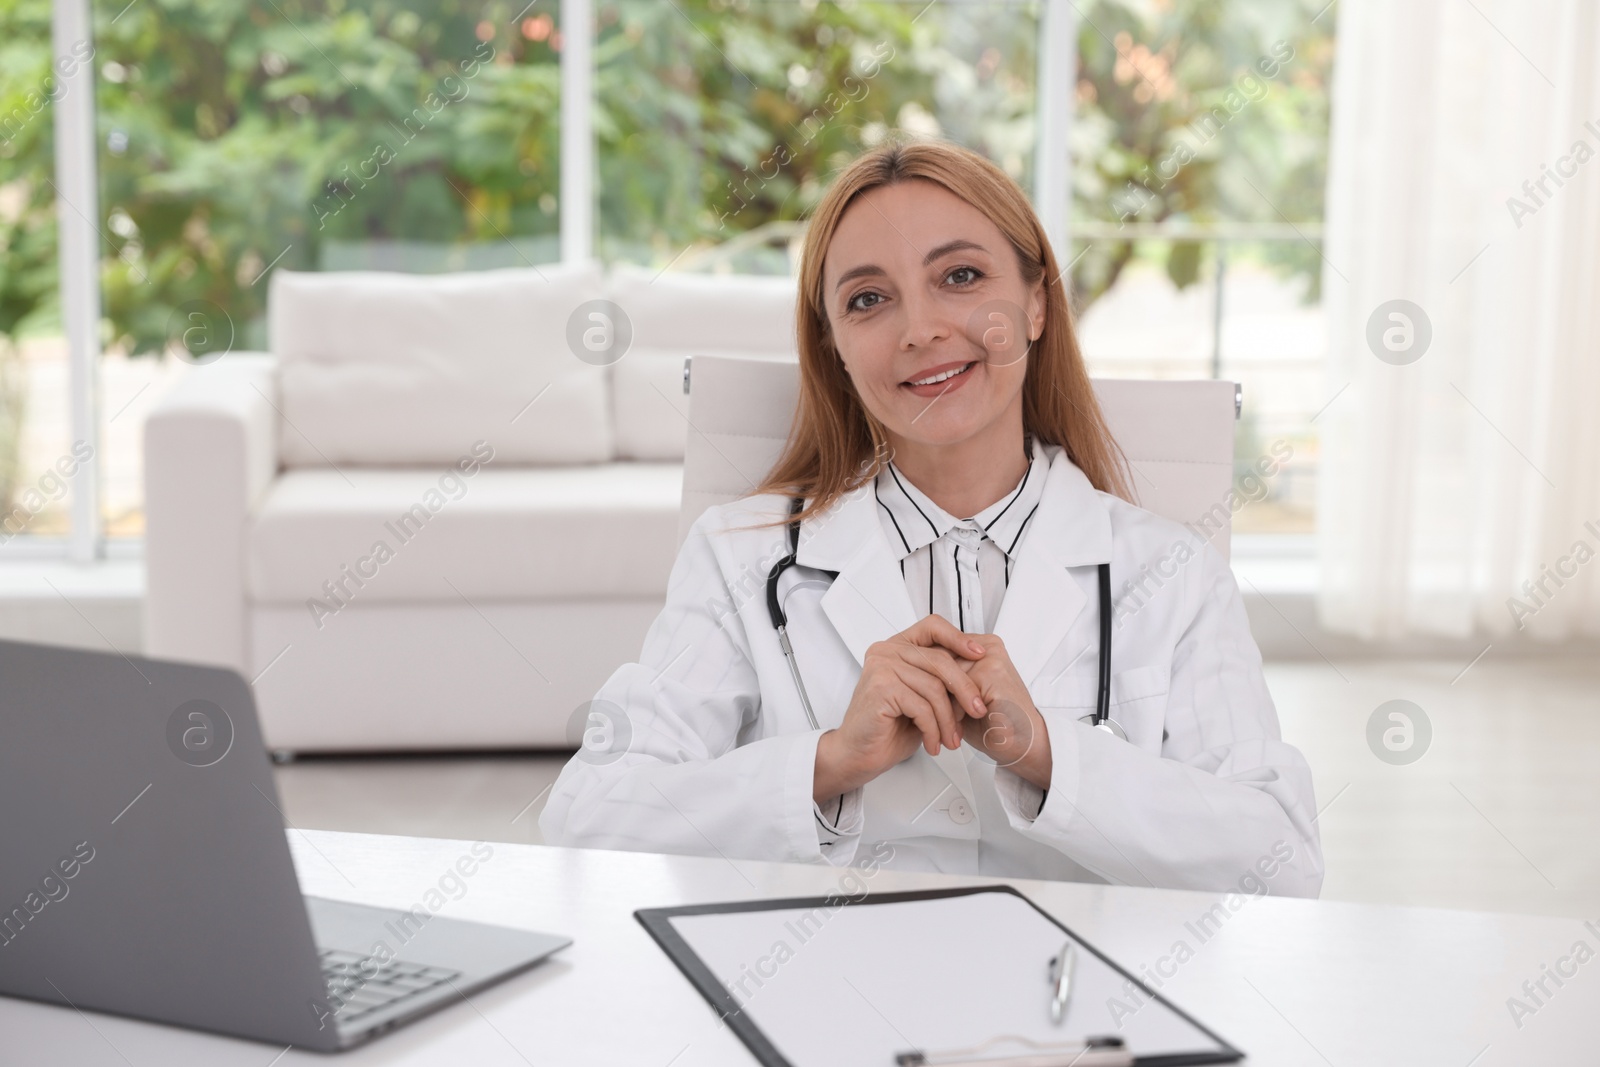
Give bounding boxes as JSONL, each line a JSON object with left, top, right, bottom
{"left": 272, "top": 658, "right": 1600, "bottom": 920}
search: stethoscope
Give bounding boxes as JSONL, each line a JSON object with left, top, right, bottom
{"left": 764, "top": 495, "right": 1125, "bottom": 741}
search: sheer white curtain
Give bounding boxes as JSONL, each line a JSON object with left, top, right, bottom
{"left": 1317, "top": 0, "right": 1600, "bottom": 642}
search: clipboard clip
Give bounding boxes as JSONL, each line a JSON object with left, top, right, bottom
{"left": 894, "top": 1034, "right": 1133, "bottom": 1067}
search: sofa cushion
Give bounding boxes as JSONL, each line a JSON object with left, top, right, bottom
{"left": 246, "top": 462, "right": 683, "bottom": 605}
{"left": 604, "top": 263, "right": 798, "bottom": 352}
{"left": 248, "top": 600, "right": 666, "bottom": 749}
{"left": 268, "top": 263, "right": 611, "bottom": 467}
{"left": 602, "top": 267, "right": 797, "bottom": 462}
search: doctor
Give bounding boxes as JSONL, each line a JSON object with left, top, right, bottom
{"left": 540, "top": 137, "right": 1324, "bottom": 897}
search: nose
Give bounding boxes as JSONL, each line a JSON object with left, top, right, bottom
{"left": 895, "top": 286, "right": 958, "bottom": 352}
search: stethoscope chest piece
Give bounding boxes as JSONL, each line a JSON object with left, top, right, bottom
{"left": 1078, "top": 712, "right": 1128, "bottom": 741}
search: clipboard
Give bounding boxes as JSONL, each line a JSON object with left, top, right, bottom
{"left": 637, "top": 884, "right": 1243, "bottom": 1067}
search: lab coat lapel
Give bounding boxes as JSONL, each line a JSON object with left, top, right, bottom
{"left": 797, "top": 482, "right": 917, "bottom": 665}
{"left": 990, "top": 448, "right": 1115, "bottom": 689}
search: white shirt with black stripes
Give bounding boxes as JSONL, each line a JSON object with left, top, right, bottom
{"left": 813, "top": 435, "right": 1048, "bottom": 839}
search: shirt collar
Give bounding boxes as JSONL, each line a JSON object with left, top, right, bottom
{"left": 873, "top": 435, "right": 1047, "bottom": 561}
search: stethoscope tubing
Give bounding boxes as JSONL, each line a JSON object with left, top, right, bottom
{"left": 1094, "top": 560, "right": 1112, "bottom": 727}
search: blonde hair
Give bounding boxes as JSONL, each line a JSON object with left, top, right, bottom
{"left": 749, "top": 134, "right": 1134, "bottom": 527}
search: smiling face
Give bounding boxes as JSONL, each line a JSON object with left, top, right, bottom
{"left": 820, "top": 178, "right": 1046, "bottom": 455}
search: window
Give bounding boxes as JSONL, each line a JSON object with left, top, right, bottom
{"left": 1068, "top": 0, "right": 1336, "bottom": 536}
{"left": 90, "top": 0, "right": 563, "bottom": 539}
{"left": 20, "top": 0, "right": 1335, "bottom": 556}
{"left": 0, "top": 0, "right": 78, "bottom": 554}
{"left": 596, "top": 0, "right": 1045, "bottom": 273}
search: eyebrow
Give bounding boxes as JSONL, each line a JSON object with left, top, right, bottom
{"left": 831, "top": 238, "right": 991, "bottom": 293}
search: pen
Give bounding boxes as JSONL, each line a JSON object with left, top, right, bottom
{"left": 1049, "top": 940, "right": 1076, "bottom": 1024}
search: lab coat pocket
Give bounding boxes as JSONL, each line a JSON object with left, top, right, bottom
{"left": 1105, "top": 664, "right": 1169, "bottom": 750}
{"left": 1034, "top": 663, "right": 1170, "bottom": 750}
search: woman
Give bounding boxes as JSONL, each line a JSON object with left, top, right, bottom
{"left": 541, "top": 137, "right": 1323, "bottom": 896}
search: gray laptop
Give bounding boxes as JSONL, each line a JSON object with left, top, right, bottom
{"left": 0, "top": 637, "right": 570, "bottom": 1051}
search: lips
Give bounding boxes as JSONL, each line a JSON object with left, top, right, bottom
{"left": 903, "top": 360, "right": 976, "bottom": 387}
{"left": 900, "top": 359, "right": 979, "bottom": 399}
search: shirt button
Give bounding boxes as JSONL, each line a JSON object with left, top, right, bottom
{"left": 947, "top": 796, "right": 973, "bottom": 824}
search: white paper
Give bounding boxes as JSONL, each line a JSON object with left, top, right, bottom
{"left": 670, "top": 891, "right": 1226, "bottom": 1067}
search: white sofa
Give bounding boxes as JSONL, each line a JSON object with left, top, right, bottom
{"left": 143, "top": 261, "right": 798, "bottom": 752}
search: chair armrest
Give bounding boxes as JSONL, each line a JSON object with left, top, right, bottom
{"left": 143, "top": 353, "right": 279, "bottom": 670}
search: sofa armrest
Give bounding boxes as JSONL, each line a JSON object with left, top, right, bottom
{"left": 143, "top": 353, "right": 279, "bottom": 670}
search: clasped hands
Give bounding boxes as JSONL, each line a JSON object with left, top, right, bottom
{"left": 813, "top": 614, "right": 1052, "bottom": 805}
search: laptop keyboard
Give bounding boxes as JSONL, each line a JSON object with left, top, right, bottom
{"left": 319, "top": 948, "right": 462, "bottom": 1022}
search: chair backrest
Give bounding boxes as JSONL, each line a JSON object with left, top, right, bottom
{"left": 678, "top": 354, "right": 1240, "bottom": 561}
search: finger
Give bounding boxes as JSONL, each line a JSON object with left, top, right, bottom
{"left": 895, "top": 659, "right": 963, "bottom": 749}
{"left": 964, "top": 631, "right": 1001, "bottom": 651}
{"left": 900, "top": 614, "right": 987, "bottom": 662}
{"left": 897, "top": 618, "right": 990, "bottom": 716}
{"left": 887, "top": 677, "right": 946, "bottom": 756}
{"left": 891, "top": 664, "right": 954, "bottom": 753}
{"left": 901, "top": 642, "right": 990, "bottom": 722}
{"left": 901, "top": 645, "right": 983, "bottom": 730}
{"left": 964, "top": 632, "right": 1014, "bottom": 667}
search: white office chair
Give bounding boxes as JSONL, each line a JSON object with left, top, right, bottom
{"left": 677, "top": 354, "right": 1241, "bottom": 561}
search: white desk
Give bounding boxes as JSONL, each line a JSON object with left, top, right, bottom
{"left": 2, "top": 829, "right": 1593, "bottom": 1065}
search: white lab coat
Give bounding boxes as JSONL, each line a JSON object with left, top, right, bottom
{"left": 540, "top": 443, "right": 1325, "bottom": 897}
